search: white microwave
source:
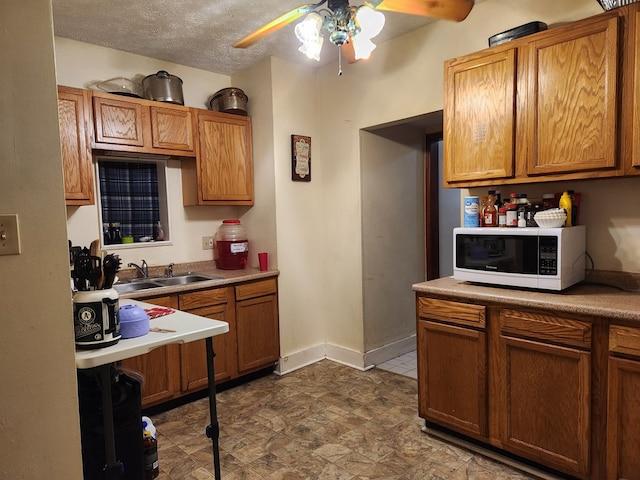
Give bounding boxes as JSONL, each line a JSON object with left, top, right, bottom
{"left": 453, "top": 225, "right": 586, "bottom": 291}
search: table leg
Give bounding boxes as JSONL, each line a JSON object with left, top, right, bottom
{"left": 205, "top": 337, "right": 221, "bottom": 480}
{"left": 99, "top": 364, "right": 123, "bottom": 479}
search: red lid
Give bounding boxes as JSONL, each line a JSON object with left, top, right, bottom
{"left": 222, "top": 219, "right": 241, "bottom": 224}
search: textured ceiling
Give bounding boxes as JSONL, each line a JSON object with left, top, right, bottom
{"left": 51, "top": 0, "right": 441, "bottom": 76}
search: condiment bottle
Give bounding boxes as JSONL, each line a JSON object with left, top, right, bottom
{"left": 498, "top": 207, "right": 507, "bottom": 227}
{"left": 559, "top": 191, "right": 573, "bottom": 227}
{"left": 506, "top": 194, "right": 518, "bottom": 227}
{"left": 517, "top": 212, "right": 527, "bottom": 228}
{"left": 483, "top": 191, "right": 498, "bottom": 227}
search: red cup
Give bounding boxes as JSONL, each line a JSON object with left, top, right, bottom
{"left": 258, "top": 252, "right": 268, "bottom": 271}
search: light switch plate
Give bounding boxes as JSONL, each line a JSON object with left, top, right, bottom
{"left": 0, "top": 214, "right": 21, "bottom": 255}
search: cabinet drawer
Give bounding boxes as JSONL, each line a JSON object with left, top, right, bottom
{"left": 417, "top": 297, "right": 485, "bottom": 329}
{"left": 609, "top": 325, "right": 640, "bottom": 357}
{"left": 500, "top": 309, "right": 591, "bottom": 349}
{"left": 179, "top": 287, "right": 230, "bottom": 310}
{"left": 235, "top": 278, "right": 277, "bottom": 301}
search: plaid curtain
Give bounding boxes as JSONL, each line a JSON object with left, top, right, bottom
{"left": 99, "top": 160, "right": 159, "bottom": 241}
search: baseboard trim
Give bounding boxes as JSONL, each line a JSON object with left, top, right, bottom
{"left": 363, "top": 335, "right": 416, "bottom": 368}
{"left": 276, "top": 342, "right": 378, "bottom": 375}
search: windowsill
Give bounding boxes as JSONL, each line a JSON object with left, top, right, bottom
{"left": 103, "top": 240, "right": 173, "bottom": 250}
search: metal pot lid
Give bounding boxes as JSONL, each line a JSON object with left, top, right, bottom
{"left": 212, "top": 87, "right": 247, "bottom": 100}
{"left": 143, "top": 70, "right": 183, "bottom": 84}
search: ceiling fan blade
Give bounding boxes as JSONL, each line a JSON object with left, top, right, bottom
{"left": 365, "top": 0, "right": 474, "bottom": 22}
{"left": 233, "top": 4, "right": 317, "bottom": 48}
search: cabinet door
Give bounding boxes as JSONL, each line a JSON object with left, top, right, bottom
{"left": 93, "top": 94, "right": 146, "bottom": 147}
{"left": 150, "top": 105, "right": 195, "bottom": 153}
{"left": 57, "top": 86, "right": 94, "bottom": 205}
{"left": 235, "top": 294, "right": 279, "bottom": 375}
{"left": 607, "top": 356, "right": 640, "bottom": 480}
{"left": 180, "top": 302, "right": 235, "bottom": 390}
{"left": 119, "top": 295, "right": 180, "bottom": 408}
{"left": 194, "top": 111, "right": 254, "bottom": 205}
{"left": 525, "top": 15, "right": 619, "bottom": 177}
{"left": 417, "top": 319, "right": 488, "bottom": 439}
{"left": 444, "top": 49, "right": 516, "bottom": 184}
{"left": 627, "top": 6, "right": 640, "bottom": 174}
{"left": 498, "top": 335, "right": 591, "bottom": 478}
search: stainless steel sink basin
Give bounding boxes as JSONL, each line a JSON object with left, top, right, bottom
{"left": 113, "top": 282, "right": 159, "bottom": 294}
{"left": 113, "top": 273, "right": 222, "bottom": 294}
{"left": 151, "top": 274, "right": 221, "bottom": 286}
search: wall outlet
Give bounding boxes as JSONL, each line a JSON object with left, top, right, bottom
{"left": 202, "top": 236, "right": 215, "bottom": 250}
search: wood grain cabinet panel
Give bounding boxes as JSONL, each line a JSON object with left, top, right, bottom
{"left": 91, "top": 91, "right": 195, "bottom": 156}
{"left": 150, "top": 105, "right": 194, "bottom": 152}
{"left": 235, "top": 280, "right": 279, "bottom": 375}
{"left": 182, "top": 110, "right": 254, "bottom": 205}
{"left": 525, "top": 15, "right": 619, "bottom": 177}
{"left": 119, "top": 295, "right": 180, "bottom": 408}
{"left": 607, "top": 356, "right": 640, "bottom": 480}
{"left": 179, "top": 300, "right": 235, "bottom": 389}
{"left": 57, "top": 86, "right": 94, "bottom": 205}
{"left": 417, "top": 319, "right": 488, "bottom": 439}
{"left": 93, "top": 94, "right": 146, "bottom": 147}
{"left": 444, "top": 49, "right": 516, "bottom": 184}
{"left": 498, "top": 333, "right": 591, "bottom": 478}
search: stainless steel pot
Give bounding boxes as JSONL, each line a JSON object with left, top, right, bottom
{"left": 142, "top": 70, "right": 184, "bottom": 105}
{"left": 209, "top": 88, "right": 248, "bottom": 115}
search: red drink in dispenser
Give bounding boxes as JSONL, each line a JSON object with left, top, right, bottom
{"left": 215, "top": 219, "right": 248, "bottom": 269}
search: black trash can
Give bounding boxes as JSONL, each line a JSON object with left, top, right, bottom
{"left": 77, "top": 368, "right": 144, "bottom": 480}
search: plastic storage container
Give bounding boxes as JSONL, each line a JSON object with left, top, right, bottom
{"left": 215, "top": 219, "right": 249, "bottom": 270}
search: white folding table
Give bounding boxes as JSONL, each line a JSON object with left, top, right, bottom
{"left": 75, "top": 299, "right": 229, "bottom": 480}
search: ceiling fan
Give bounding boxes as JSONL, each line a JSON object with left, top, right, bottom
{"left": 233, "top": 0, "right": 475, "bottom": 66}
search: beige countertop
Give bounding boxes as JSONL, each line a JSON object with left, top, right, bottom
{"left": 413, "top": 276, "right": 640, "bottom": 323}
{"left": 115, "top": 260, "right": 279, "bottom": 300}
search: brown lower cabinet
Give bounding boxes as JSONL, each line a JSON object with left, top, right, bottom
{"left": 607, "top": 325, "right": 640, "bottom": 480}
{"left": 120, "top": 278, "right": 279, "bottom": 408}
{"left": 119, "top": 294, "right": 181, "bottom": 407}
{"left": 416, "top": 294, "right": 615, "bottom": 480}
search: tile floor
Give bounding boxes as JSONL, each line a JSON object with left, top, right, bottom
{"left": 150, "top": 359, "right": 538, "bottom": 479}
{"left": 376, "top": 351, "right": 418, "bottom": 379}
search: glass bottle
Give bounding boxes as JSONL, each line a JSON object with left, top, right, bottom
{"left": 483, "top": 191, "right": 498, "bottom": 227}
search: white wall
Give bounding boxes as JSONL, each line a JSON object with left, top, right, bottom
{"left": 360, "top": 130, "right": 425, "bottom": 352}
{"left": 0, "top": 2, "right": 83, "bottom": 477}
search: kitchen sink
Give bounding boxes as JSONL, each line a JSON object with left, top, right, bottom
{"left": 113, "top": 273, "right": 222, "bottom": 294}
{"left": 151, "top": 274, "right": 221, "bottom": 286}
{"left": 113, "top": 282, "right": 160, "bottom": 294}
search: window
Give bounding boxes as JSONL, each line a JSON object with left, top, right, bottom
{"left": 96, "top": 155, "right": 170, "bottom": 246}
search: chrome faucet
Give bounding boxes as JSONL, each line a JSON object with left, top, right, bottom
{"left": 166, "top": 262, "right": 175, "bottom": 278}
{"left": 128, "top": 260, "right": 148, "bottom": 278}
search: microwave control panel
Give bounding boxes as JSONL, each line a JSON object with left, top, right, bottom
{"left": 538, "top": 236, "right": 558, "bottom": 275}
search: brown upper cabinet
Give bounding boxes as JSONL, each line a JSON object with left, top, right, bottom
{"left": 444, "top": 9, "right": 629, "bottom": 187}
{"left": 57, "top": 86, "right": 95, "bottom": 205}
{"left": 182, "top": 110, "right": 254, "bottom": 206}
{"left": 58, "top": 86, "right": 255, "bottom": 206}
{"left": 92, "top": 91, "right": 196, "bottom": 156}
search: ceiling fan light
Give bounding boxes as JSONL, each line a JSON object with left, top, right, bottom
{"left": 355, "top": 6, "right": 385, "bottom": 38}
{"left": 298, "top": 35, "right": 324, "bottom": 61}
{"left": 351, "top": 35, "right": 376, "bottom": 60}
{"left": 295, "top": 12, "right": 324, "bottom": 61}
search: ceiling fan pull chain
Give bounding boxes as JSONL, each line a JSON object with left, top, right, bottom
{"left": 338, "top": 46, "right": 343, "bottom": 76}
